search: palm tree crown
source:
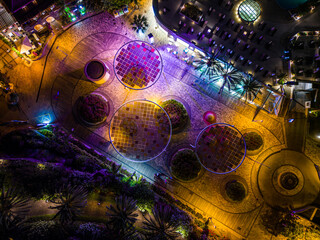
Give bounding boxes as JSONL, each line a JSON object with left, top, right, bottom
{"left": 49, "top": 184, "right": 88, "bottom": 226}
{"left": 106, "top": 195, "right": 138, "bottom": 235}
{"left": 193, "top": 50, "right": 223, "bottom": 80}
{"left": 215, "top": 62, "right": 242, "bottom": 94}
{"left": 142, "top": 204, "right": 180, "bottom": 240}
{"left": 235, "top": 74, "right": 262, "bottom": 102}
{"left": 0, "top": 177, "right": 30, "bottom": 238}
{"left": 131, "top": 14, "right": 149, "bottom": 33}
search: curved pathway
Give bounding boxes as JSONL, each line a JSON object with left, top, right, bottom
{"left": 48, "top": 28, "right": 277, "bottom": 239}
{"left": 7, "top": 6, "right": 294, "bottom": 240}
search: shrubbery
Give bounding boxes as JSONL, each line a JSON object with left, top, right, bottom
{"left": 27, "top": 220, "right": 63, "bottom": 240}
{"left": 243, "top": 132, "right": 263, "bottom": 151}
{"left": 161, "top": 99, "right": 189, "bottom": 132}
{"left": 171, "top": 149, "right": 201, "bottom": 181}
{"left": 77, "top": 222, "right": 105, "bottom": 240}
{"left": 0, "top": 125, "right": 200, "bottom": 239}
{"left": 225, "top": 180, "right": 246, "bottom": 202}
{"left": 77, "top": 94, "right": 109, "bottom": 124}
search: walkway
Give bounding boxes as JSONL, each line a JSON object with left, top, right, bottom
{"left": 0, "top": 3, "right": 290, "bottom": 240}
{"left": 47, "top": 27, "right": 282, "bottom": 238}
{"left": 284, "top": 112, "right": 307, "bottom": 152}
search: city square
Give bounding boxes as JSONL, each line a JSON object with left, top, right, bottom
{"left": 0, "top": 0, "right": 320, "bottom": 239}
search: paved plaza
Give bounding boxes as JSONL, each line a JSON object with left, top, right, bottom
{"left": 1, "top": 0, "right": 320, "bottom": 239}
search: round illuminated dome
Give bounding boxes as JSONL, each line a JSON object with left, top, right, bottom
{"left": 238, "top": 0, "right": 261, "bottom": 22}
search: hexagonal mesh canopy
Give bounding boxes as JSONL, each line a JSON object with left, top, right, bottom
{"left": 113, "top": 41, "right": 163, "bottom": 90}
{"left": 195, "top": 123, "right": 246, "bottom": 174}
{"left": 109, "top": 100, "right": 172, "bottom": 162}
{"left": 238, "top": 0, "right": 261, "bottom": 22}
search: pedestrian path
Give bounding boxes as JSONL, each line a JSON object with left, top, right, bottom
{"left": 160, "top": 51, "right": 285, "bottom": 144}
{"left": 284, "top": 112, "right": 307, "bottom": 152}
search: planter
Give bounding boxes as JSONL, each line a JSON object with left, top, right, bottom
{"left": 161, "top": 99, "right": 189, "bottom": 133}
{"left": 5, "top": 91, "right": 19, "bottom": 105}
{"left": 170, "top": 148, "right": 202, "bottom": 182}
{"left": 225, "top": 180, "right": 247, "bottom": 202}
{"left": 242, "top": 129, "right": 264, "bottom": 155}
{"left": 84, "top": 59, "right": 109, "bottom": 85}
{"left": 76, "top": 93, "right": 109, "bottom": 126}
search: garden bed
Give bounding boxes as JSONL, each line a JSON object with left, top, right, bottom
{"left": 170, "top": 148, "right": 202, "bottom": 181}
{"left": 225, "top": 180, "right": 247, "bottom": 202}
{"left": 0, "top": 125, "right": 212, "bottom": 239}
{"left": 161, "top": 99, "right": 189, "bottom": 133}
{"left": 243, "top": 130, "right": 264, "bottom": 155}
{"left": 76, "top": 93, "right": 109, "bottom": 125}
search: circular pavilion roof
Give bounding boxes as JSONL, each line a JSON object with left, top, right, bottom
{"left": 109, "top": 99, "right": 172, "bottom": 162}
{"left": 258, "top": 150, "right": 320, "bottom": 209}
{"left": 195, "top": 123, "right": 246, "bottom": 174}
{"left": 113, "top": 41, "right": 163, "bottom": 90}
{"left": 238, "top": 0, "right": 261, "bottom": 22}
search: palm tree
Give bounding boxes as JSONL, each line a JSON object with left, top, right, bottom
{"left": 49, "top": 184, "right": 88, "bottom": 226}
{"left": 0, "top": 177, "right": 30, "bottom": 239}
{"left": 193, "top": 50, "right": 223, "bottom": 80}
{"left": 213, "top": 62, "right": 242, "bottom": 94}
{"left": 106, "top": 195, "right": 138, "bottom": 236}
{"left": 142, "top": 204, "right": 180, "bottom": 240}
{"left": 131, "top": 15, "right": 149, "bottom": 33}
{"left": 107, "top": 162, "right": 123, "bottom": 178}
{"left": 235, "top": 74, "right": 262, "bottom": 102}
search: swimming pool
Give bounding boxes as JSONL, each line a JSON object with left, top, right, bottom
{"left": 276, "top": 0, "right": 308, "bottom": 9}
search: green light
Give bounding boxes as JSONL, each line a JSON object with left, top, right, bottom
{"left": 238, "top": 0, "right": 261, "bottom": 22}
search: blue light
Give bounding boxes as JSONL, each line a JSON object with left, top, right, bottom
{"left": 38, "top": 113, "right": 52, "bottom": 124}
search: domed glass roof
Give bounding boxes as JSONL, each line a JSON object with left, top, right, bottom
{"left": 238, "top": 0, "right": 261, "bottom": 22}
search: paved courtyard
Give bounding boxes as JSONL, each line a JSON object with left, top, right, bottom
{"left": 9, "top": 11, "right": 283, "bottom": 238}
{"left": 1, "top": 0, "right": 320, "bottom": 239}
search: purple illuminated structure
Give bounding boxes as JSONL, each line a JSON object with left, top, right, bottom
{"left": 109, "top": 99, "right": 172, "bottom": 162}
{"left": 113, "top": 41, "right": 163, "bottom": 90}
{"left": 195, "top": 123, "right": 246, "bottom": 174}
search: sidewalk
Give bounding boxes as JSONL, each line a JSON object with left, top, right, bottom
{"left": 0, "top": 3, "right": 299, "bottom": 240}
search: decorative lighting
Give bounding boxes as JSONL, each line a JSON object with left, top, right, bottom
{"left": 238, "top": 0, "right": 261, "bottom": 22}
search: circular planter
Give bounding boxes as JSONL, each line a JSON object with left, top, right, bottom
{"left": 220, "top": 175, "right": 248, "bottom": 203}
{"left": 161, "top": 99, "right": 189, "bottom": 133}
{"left": 76, "top": 93, "right": 109, "bottom": 126}
{"left": 225, "top": 181, "right": 247, "bottom": 202}
{"left": 84, "top": 59, "right": 110, "bottom": 85}
{"left": 6, "top": 91, "right": 19, "bottom": 105}
{"left": 170, "top": 148, "right": 202, "bottom": 182}
{"left": 242, "top": 129, "right": 264, "bottom": 155}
